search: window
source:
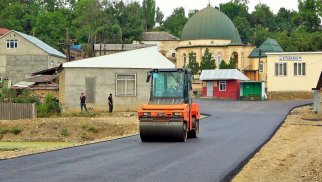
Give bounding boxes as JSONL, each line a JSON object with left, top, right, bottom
{"left": 219, "top": 81, "right": 226, "bottom": 91}
{"left": 217, "top": 52, "right": 222, "bottom": 65}
{"left": 172, "top": 52, "right": 176, "bottom": 57}
{"left": 116, "top": 74, "right": 136, "bottom": 96}
{"left": 0, "top": 77, "right": 2, "bottom": 83}
{"left": 6, "top": 40, "right": 18, "bottom": 48}
{"left": 275, "top": 63, "right": 287, "bottom": 76}
{"left": 151, "top": 72, "right": 184, "bottom": 98}
{"left": 259, "top": 62, "right": 264, "bottom": 72}
{"left": 294, "top": 62, "right": 306, "bottom": 76}
{"left": 183, "top": 53, "right": 187, "bottom": 67}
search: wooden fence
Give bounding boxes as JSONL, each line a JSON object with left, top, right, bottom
{"left": 0, "top": 103, "right": 37, "bottom": 120}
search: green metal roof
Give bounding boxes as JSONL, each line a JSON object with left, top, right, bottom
{"left": 181, "top": 6, "right": 242, "bottom": 44}
{"left": 248, "top": 38, "right": 284, "bottom": 58}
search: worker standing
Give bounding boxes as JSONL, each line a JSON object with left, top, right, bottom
{"left": 108, "top": 93, "right": 113, "bottom": 113}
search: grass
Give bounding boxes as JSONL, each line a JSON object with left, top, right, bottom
{"left": 61, "top": 112, "right": 101, "bottom": 118}
{"left": 0, "top": 142, "right": 75, "bottom": 152}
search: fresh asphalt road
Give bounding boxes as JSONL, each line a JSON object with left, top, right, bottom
{"left": 0, "top": 99, "right": 311, "bottom": 182}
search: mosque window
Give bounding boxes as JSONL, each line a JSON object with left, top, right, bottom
{"left": 183, "top": 53, "right": 187, "bottom": 67}
{"left": 217, "top": 52, "right": 222, "bottom": 65}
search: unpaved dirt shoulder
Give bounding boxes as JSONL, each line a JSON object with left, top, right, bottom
{"left": 0, "top": 112, "right": 139, "bottom": 159}
{"left": 233, "top": 105, "right": 322, "bottom": 182}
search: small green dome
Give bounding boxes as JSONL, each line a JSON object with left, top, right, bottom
{"left": 181, "top": 6, "right": 242, "bottom": 44}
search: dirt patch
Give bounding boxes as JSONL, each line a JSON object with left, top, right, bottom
{"left": 233, "top": 105, "right": 322, "bottom": 182}
{"left": 0, "top": 112, "right": 139, "bottom": 159}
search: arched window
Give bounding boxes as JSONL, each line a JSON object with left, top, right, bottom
{"left": 217, "top": 52, "right": 222, "bottom": 65}
{"left": 232, "top": 52, "right": 238, "bottom": 67}
{"left": 183, "top": 53, "right": 187, "bottom": 67}
{"left": 189, "top": 52, "right": 197, "bottom": 63}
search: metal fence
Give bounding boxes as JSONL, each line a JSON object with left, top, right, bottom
{"left": 0, "top": 103, "right": 37, "bottom": 120}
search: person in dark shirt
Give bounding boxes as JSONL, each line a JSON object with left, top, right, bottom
{"left": 108, "top": 93, "right": 113, "bottom": 113}
{"left": 80, "top": 93, "right": 88, "bottom": 111}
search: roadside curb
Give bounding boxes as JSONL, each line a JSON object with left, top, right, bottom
{"left": 220, "top": 102, "right": 313, "bottom": 182}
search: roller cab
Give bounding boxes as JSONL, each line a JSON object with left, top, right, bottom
{"left": 138, "top": 69, "right": 200, "bottom": 142}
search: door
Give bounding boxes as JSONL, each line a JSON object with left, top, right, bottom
{"left": 206, "top": 82, "right": 213, "bottom": 97}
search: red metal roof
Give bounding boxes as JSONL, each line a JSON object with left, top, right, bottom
{"left": 0, "top": 28, "right": 10, "bottom": 36}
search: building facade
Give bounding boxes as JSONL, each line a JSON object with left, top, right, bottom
{"left": 175, "top": 6, "right": 256, "bottom": 75}
{"left": 0, "top": 30, "right": 66, "bottom": 84}
{"left": 266, "top": 52, "right": 322, "bottom": 92}
{"left": 59, "top": 46, "right": 175, "bottom": 112}
{"left": 200, "top": 69, "right": 249, "bottom": 100}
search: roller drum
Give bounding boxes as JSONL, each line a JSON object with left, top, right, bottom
{"left": 140, "top": 118, "right": 186, "bottom": 141}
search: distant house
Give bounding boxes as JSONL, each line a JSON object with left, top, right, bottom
{"left": 59, "top": 46, "right": 175, "bottom": 112}
{"left": 200, "top": 69, "right": 250, "bottom": 100}
{"left": 246, "top": 38, "right": 284, "bottom": 81}
{"left": 133, "top": 31, "right": 180, "bottom": 62}
{"left": 0, "top": 30, "right": 66, "bottom": 84}
{"left": 266, "top": 52, "right": 322, "bottom": 92}
{"left": 11, "top": 75, "right": 58, "bottom": 101}
{"left": 93, "top": 44, "right": 154, "bottom": 57}
{"left": 313, "top": 71, "right": 322, "bottom": 115}
{"left": 0, "top": 28, "right": 10, "bottom": 37}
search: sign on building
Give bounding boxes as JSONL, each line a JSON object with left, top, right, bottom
{"left": 279, "top": 56, "right": 302, "bottom": 61}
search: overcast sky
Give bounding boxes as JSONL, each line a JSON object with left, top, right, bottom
{"left": 136, "top": 0, "right": 299, "bottom": 18}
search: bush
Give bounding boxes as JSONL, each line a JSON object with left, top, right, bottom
{"left": 10, "top": 127, "right": 22, "bottom": 135}
{"left": 37, "top": 94, "right": 61, "bottom": 118}
{"left": 60, "top": 129, "right": 69, "bottom": 137}
{"left": 88, "top": 126, "right": 98, "bottom": 133}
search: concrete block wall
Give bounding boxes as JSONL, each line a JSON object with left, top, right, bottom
{"left": 62, "top": 68, "right": 151, "bottom": 112}
{"left": 6, "top": 55, "right": 48, "bottom": 84}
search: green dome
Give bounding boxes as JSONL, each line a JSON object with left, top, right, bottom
{"left": 181, "top": 6, "right": 242, "bottom": 44}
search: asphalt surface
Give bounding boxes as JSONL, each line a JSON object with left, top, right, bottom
{"left": 0, "top": 99, "right": 311, "bottom": 182}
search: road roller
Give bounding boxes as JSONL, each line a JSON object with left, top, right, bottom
{"left": 138, "top": 68, "right": 200, "bottom": 142}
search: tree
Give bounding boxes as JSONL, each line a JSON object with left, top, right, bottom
{"left": 155, "top": 7, "right": 164, "bottom": 25}
{"left": 275, "top": 8, "right": 296, "bottom": 32}
{"left": 200, "top": 48, "right": 216, "bottom": 70}
{"left": 161, "top": 7, "right": 188, "bottom": 37}
{"left": 250, "top": 4, "right": 274, "bottom": 30}
{"left": 219, "top": 0, "right": 251, "bottom": 43}
{"left": 219, "top": 58, "right": 237, "bottom": 69}
{"left": 292, "top": 0, "right": 321, "bottom": 32}
{"left": 34, "top": 11, "right": 68, "bottom": 51}
{"left": 187, "top": 52, "right": 200, "bottom": 76}
{"left": 142, "top": 0, "right": 156, "bottom": 31}
{"left": 188, "top": 9, "right": 198, "bottom": 18}
{"left": 219, "top": 60, "right": 229, "bottom": 69}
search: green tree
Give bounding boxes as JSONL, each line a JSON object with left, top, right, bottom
{"left": 219, "top": 60, "right": 229, "bottom": 69}
{"left": 292, "top": 0, "right": 321, "bottom": 32}
{"left": 155, "top": 7, "right": 164, "bottom": 25}
{"left": 200, "top": 48, "right": 216, "bottom": 70}
{"left": 0, "top": 1, "right": 39, "bottom": 33}
{"left": 250, "top": 4, "right": 274, "bottom": 30}
{"left": 161, "top": 7, "right": 188, "bottom": 37}
{"left": 34, "top": 11, "right": 68, "bottom": 51}
{"left": 275, "top": 8, "right": 296, "bottom": 32}
{"left": 219, "top": 58, "right": 237, "bottom": 69}
{"left": 187, "top": 52, "right": 200, "bottom": 76}
{"left": 142, "top": 0, "right": 156, "bottom": 31}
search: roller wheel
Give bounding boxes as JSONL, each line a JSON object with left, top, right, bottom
{"left": 179, "top": 122, "right": 188, "bottom": 142}
{"left": 188, "top": 117, "right": 199, "bottom": 138}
